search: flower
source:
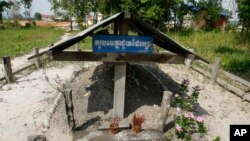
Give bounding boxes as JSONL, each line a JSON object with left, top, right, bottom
{"left": 175, "top": 125, "right": 182, "bottom": 132}
{"left": 196, "top": 116, "right": 204, "bottom": 123}
{"left": 182, "top": 79, "right": 190, "bottom": 85}
{"left": 188, "top": 112, "right": 195, "bottom": 119}
{"left": 174, "top": 94, "right": 180, "bottom": 97}
{"left": 184, "top": 113, "right": 190, "bottom": 118}
{"left": 177, "top": 107, "right": 181, "bottom": 112}
{"left": 193, "top": 85, "right": 201, "bottom": 91}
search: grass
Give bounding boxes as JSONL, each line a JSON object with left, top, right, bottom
{"left": 166, "top": 30, "right": 250, "bottom": 77}
{"left": 0, "top": 27, "right": 64, "bottom": 58}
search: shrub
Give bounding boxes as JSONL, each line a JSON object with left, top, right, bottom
{"left": 171, "top": 79, "right": 208, "bottom": 141}
{"left": 24, "top": 23, "right": 31, "bottom": 28}
{"left": 175, "top": 113, "right": 207, "bottom": 141}
{"left": 171, "top": 79, "right": 201, "bottom": 111}
{"left": 32, "top": 21, "right": 36, "bottom": 27}
{"left": 0, "top": 24, "right": 5, "bottom": 30}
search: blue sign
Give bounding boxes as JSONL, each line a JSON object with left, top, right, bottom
{"left": 93, "top": 35, "right": 153, "bottom": 54}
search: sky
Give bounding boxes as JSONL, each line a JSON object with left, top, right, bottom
{"left": 31, "top": 0, "right": 52, "bottom": 15}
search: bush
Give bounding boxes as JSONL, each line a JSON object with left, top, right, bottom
{"left": 0, "top": 24, "right": 5, "bottom": 30}
{"left": 175, "top": 113, "right": 207, "bottom": 141}
{"left": 171, "top": 79, "right": 208, "bottom": 141}
{"left": 171, "top": 79, "right": 201, "bottom": 111}
{"left": 24, "top": 23, "right": 31, "bottom": 28}
{"left": 32, "top": 21, "right": 36, "bottom": 27}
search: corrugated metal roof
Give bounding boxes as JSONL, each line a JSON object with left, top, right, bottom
{"left": 28, "top": 12, "right": 206, "bottom": 62}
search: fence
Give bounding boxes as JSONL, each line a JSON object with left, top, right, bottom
{"left": 1, "top": 49, "right": 250, "bottom": 102}
{"left": 0, "top": 48, "right": 51, "bottom": 84}
{"left": 187, "top": 57, "right": 250, "bottom": 102}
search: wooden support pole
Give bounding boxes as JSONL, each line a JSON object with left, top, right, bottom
{"left": 63, "top": 89, "right": 75, "bottom": 132}
{"left": 210, "top": 57, "right": 220, "bottom": 84}
{"left": 114, "top": 20, "right": 118, "bottom": 35}
{"left": 113, "top": 63, "right": 127, "bottom": 118}
{"left": 3, "top": 56, "right": 13, "bottom": 83}
{"left": 113, "top": 12, "right": 130, "bottom": 118}
{"left": 34, "top": 48, "right": 41, "bottom": 69}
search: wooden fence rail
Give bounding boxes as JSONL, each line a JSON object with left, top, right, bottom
{"left": 189, "top": 58, "right": 250, "bottom": 102}
{"left": 0, "top": 48, "right": 50, "bottom": 84}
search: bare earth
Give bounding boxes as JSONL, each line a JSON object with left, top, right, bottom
{"left": 0, "top": 53, "right": 250, "bottom": 141}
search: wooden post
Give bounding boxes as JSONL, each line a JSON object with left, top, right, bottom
{"left": 185, "top": 54, "right": 195, "bottom": 69}
{"left": 113, "top": 63, "right": 127, "bottom": 118}
{"left": 3, "top": 56, "right": 13, "bottom": 83}
{"left": 76, "top": 43, "right": 81, "bottom": 52}
{"left": 113, "top": 20, "right": 118, "bottom": 35}
{"left": 185, "top": 49, "right": 195, "bottom": 69}
{"left": 161, "top": 91, "right": 173, "bottom": 131}
{"left": 113, "top": 12, "right": 130, "bottom": 118}
{"left": 34, "top": 48, "right": 41, "bottom": 69}
{"left": 210, "top": 57, "right": 220, "bottom": 84}
{"left": 63, "top": 89, "right": 75, "bottom": 132}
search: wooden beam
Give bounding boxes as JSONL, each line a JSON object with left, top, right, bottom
{"left": 51, "top": 51, "right": 176, "bottom": 63}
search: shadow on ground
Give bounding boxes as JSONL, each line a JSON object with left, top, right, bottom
{"left": 86, "top": 63, "right": 182, "bottom": 117}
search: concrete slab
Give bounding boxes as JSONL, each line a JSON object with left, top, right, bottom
{"left": 76, "top": 130, "right": 165, "bottom": 141}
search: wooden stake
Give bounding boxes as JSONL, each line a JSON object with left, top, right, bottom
{"left": 76, "top": 43, "right": 81, "bottom": 52}
{"left": 63, "top": 89, "right": 75, "bottom": 132}
{"left": 210, "top": 57, "right": 220, "bottom": 84}
{"left": 34, "top": 48, "right": 41, "bottom": 69}
{"left": 3, "top": 56, "right": 13, "bottom": 83}
{"left": 185, "top": 54, "right": 195, "bottom": 69}
{"left": 161, "top": 91, "right": 173, "bottom": 131}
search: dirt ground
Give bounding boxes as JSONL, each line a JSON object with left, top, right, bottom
{"left": 0, "top": 56, "right": 250, "bottom": 141}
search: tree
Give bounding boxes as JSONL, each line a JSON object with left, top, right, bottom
{"left": 34, "top": 12, "right": 42, "bottom": 20}
{"left": 49, "top": 0, "right": 91, "bottom": 31}
{"left": 0, "top": 0, "right": 12, "bottom": 23}
{"left": 98, "top": 0, "right": 122, "bottom": 17}
{"left": 188, "top": 0, "right": 223, "bottom": 28}
{"left": 238, "top": 0, "right": 250, "bottom": 32}
{"left": 21, "top": 0, "right": 32, "bottom": 21}
{"left": 9, "top": 0, "right": 21, "bottom": 23}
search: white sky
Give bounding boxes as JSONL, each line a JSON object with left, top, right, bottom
{"left": 31, "top": 0, "right": 52, "bottom": 15}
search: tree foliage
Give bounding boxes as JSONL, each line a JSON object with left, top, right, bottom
{"left": 238, "top": 0, "right": 250, "bottom": 31}
{"left": 0, "top": 0, "right": 12, "bottom": 23}
{"left": 34, "top": 12, "right": 42, "bottom": 20}
{"left": 98, "top": 0, "right": 122, "bottom": 16}
{"left": 21, "top": 0, "right": 32, "bottom": 20}
{"left": 49, "top": 0, "right": 98, "bottom": 29}
{"left": 197, "top": 0, "right": 222, "bottom": 28}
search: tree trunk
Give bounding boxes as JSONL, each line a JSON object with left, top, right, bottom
{"left": 242, "top": 22, "right": 245, "bottom": 33}
{"left": 70, "top": 18, "right": 73, "bottom": 31}
{"left": 0, "top": 12, "right": 3, "bottom": 24}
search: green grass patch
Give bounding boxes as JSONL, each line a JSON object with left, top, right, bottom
{"left": 166, "top": 30, "right": 250, "bottom": 74}
{"left": 0, "top": 27, "right": 64, "bottom": 57}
